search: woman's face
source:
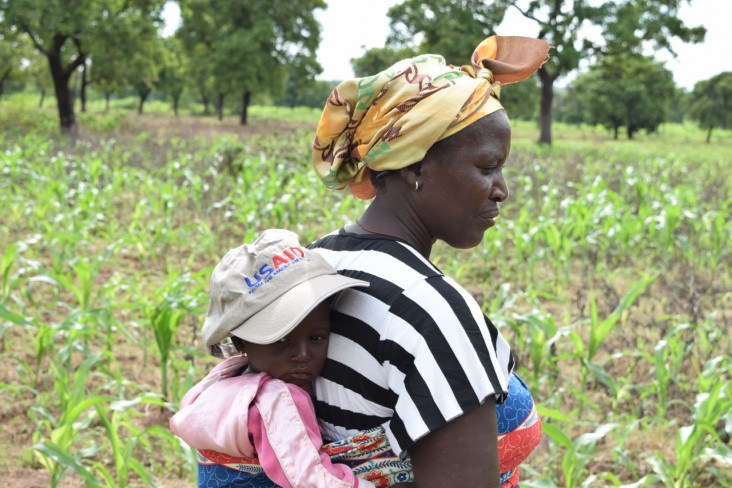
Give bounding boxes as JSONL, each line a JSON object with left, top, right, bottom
{"left": 416, "top": 111, "right": 511, "bottom": 249}
{"left": 241, "top": 299, "right": 331, "bottom": 395}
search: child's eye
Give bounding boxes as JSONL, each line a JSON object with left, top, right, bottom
{"left": 275, "top": 337, "right": 289, "bottom": 344}
{"left": 310, "top": 335, "right": 327, "bottom": 343}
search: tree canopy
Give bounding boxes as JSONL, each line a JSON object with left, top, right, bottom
{"left": 350, "top": 46, "right": 418, "bottom": 78}
{"left": 687, "top": 72, "right": 732, "bottom": 143}
{"left": 177, "top": 0, "right": 325, "bottom": 124}
{"left": 383, "top": 0, "right": 706, "bottom": 144}
{"left": 566, "top": 55, "right": 675, "bottom": 139}
{"left": 0, "top": 0, "right": 165, "bottom": 132}
{"left": 0, "top": 26, "right": 24, "bottom": 99}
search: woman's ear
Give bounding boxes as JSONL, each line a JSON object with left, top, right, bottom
{"left": 399, "top": 162, "right": 422, "bottom": 191}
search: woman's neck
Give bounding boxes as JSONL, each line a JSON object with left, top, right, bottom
{"left": 356, "top": 200, "right": 434, "bottom": 258}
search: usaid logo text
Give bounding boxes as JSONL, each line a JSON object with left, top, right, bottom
{"left": 245, "top": 246, "right": 307, "bottom": 291}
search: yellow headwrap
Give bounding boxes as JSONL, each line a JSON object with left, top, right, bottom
{"left": 312, "top": 36, "right": 551, "bottom": 200}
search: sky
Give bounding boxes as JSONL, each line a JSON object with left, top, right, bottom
{"left": 163, "top": 0, "right": 732, "bottom": 91}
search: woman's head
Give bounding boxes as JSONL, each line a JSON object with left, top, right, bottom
{"left": 370, "top": 110, "right": 511, "bottom": 250}
{"left": 312, "top": 35, "right": 550, "bottom": 200}
{"left": 410, "top": 110, "right": 511, "bottom": 249}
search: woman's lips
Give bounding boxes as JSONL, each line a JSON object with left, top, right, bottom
{"left": 480, "top": 210, "right": 499, "bottom": 226}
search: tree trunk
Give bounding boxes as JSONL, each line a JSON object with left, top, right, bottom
{"left": 613, "top": 125, "right": 619, "bottom": 140}
{"left": 173, "top": 90, "right": 181, "bottom": 116}
{"left": 537, "top": 67, "right": 554, "bottom": 145}
{"left": 0, "top": 68, "right": 10, "bottom": 100}
{"left": 217, "top": 92, "right": 224, "bottom": 121}
{"left": 80, "top": 61, "right": 88, "bottom": 113}
{"left": 240, "top": 89, "right": 251, "bottom": 125}
{"left": 138, "top": 88, "right": 150, "bottom": 114}
{"left": 39, "top": 89, "right": 46, "bottom": 108}
{"left": 48, "top": 52, "right": 78, "bottom": 135}
{"left": 706, "top": 126, "right": 712, "bottom": 143}
{"left": 105, "top": 92, "right": 111, "bottom": 112}
{"left": 199, "top": 89, "right": 210, "bottom": 115}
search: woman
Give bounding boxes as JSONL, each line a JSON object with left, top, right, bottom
{"left": 309, "top": 36, "right": 550, "bottom": 487}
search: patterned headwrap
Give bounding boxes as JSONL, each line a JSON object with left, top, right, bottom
{"left": 312, "top": 36, "right": 551, "bottom": 199}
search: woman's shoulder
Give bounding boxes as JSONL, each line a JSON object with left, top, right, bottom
{"left": 310, "top": 228, "right": 408, "bottom": 251}
{"left": 311, "top": 230, "right": 442, "bottom": 280}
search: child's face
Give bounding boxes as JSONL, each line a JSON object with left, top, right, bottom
{"left": 242, "top": 299, "right": 331, "bottom": 395}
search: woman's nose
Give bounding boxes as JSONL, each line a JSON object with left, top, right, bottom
{"left": 491, "top": 172, "right": 509, "bottom": 202}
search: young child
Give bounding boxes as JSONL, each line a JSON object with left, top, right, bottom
{"left": 170, "top": 229, "right": 374, "bottom": 488}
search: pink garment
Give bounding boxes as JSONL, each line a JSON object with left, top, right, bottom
{"left": 170, "top": 356, "right": 372, "bottom": 488}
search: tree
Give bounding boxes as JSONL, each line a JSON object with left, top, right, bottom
{"left": 23, "top": 46, "right": 52, "bottom": 107}
{"left": 158, "top": 36, "right": 188, "bottom": 115}
{"left": 178, "top": 0, "right": 324, "bottom": 125}
{"left": 668, "top": 87, "right": 689, "bottom": 124}
{"left": 387, "top": 0, "right": 503, "bottom": 65}
{"left": 507, "top": 0, "right": 704, "bottom": 144}
{"left": 499, "top": 77, "right": 540, "bottom": 121}
{"left": 0, "top": 0, "right": 165, "bottom": 133}
{"left": 386, "top": 0, "right": 705, "bottom": 144}
{"left": 178, "top": 0, "right": 219, "bottom": 116}
{"left": 568, "top": 55, "right": 675, "bottom": 139}
{"left": 276, "top": 73, "right": 334, "bottom": 109}
{"left": 86, "top": 10, "right": 148, "bottom": 112}
{"left": 178, "top": 24, "right": 215, "bottom": 115}
{"left": 687, "top": 72, "right": 732, "bottom": 143}
{"left": 351, "top": 46, "right": 418, "bottom": 78}
{"left": 87, "top": 36, "right": 129, "bottom": 111}
{"left": 0, "top": 25, "right": 24, "bottom": 100}
{"left": 126, "top": 21, "right": 164, "bottom": 115}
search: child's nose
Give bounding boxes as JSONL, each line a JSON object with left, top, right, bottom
{"left": 291, "top": 342, "right": 311, "bottom": 362}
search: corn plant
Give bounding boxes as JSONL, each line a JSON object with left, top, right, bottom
{"left": 1, "top": 243, "right": 21, "bottom": 304}
{"left": 541, "top": 422, "right": 618, "bottom": 488}
{"left": 92, "top": 395, "right": 172, "bottom": 487}
{"left": 567, "top": 274, "right": 656, "bottom": 391}
{"left": 31, "top": 351, "right": 114, "bottom": 487}
{"left": 148, "top": 300, "right": 183, "bottom": 404}
{"left": 641, "top": 327, "right": 687, "bottom": 417}
{"left": 147, "top": 273, "right": 205, "bottom": 403}
{"left": 506, "top": 310, "right": 562, "bottom": 388}
{"left": 648, "top": 355, "right": 732, "bottom": 486}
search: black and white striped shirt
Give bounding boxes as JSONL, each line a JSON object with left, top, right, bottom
{"left": 310, "top": 230, "right": 514, "bottom": 456}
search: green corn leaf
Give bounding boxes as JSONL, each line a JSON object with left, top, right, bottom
{"left": 129, "top": 458, "right": 158, "bottom": 487}
{"left": 542, "top": 422, "right": 574, "bottom": 451}
{"left": 33, "top": 441, "right": 103, "bottom": 488}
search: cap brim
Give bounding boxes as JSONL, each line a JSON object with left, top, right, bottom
{"left": 228, "top": 274, "right": 368, "bottom": 344}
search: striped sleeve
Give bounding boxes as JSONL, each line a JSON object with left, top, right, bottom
{"left": 380, "top": 275, "right": 511, "bottom": 454}
{"left": 309, "top": 232, "right": 513, "bottom": 456}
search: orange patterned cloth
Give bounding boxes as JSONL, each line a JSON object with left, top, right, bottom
{"left": 312, "top": 36, "right": 551, "bottom": 199}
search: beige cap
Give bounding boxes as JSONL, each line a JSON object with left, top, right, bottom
{"left": 202, "top": 229, "right": 367, "bottom": 355}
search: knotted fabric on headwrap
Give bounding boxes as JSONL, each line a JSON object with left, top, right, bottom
{"left": 312, "top": 35, "right": 551, "bottom": 199}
